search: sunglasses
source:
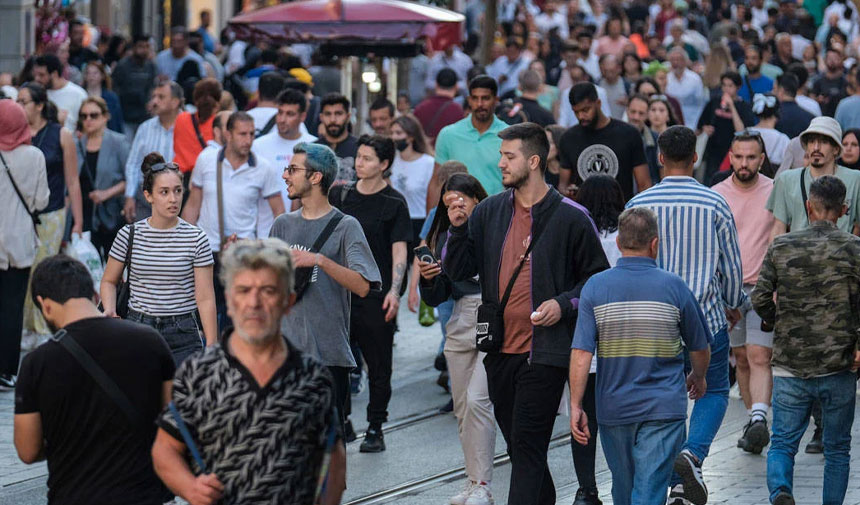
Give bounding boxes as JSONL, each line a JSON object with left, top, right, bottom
{"left": 80, "top": 112, "right": 102, "bottom": 120}
{"left": 649, "top": 94, "right": 668, "bottom": 101}
{"left": 734, "top": 129, "right": 762, "bottom": 139}
{"left": 151, "top": 162, "right": 180, "bottom": 172}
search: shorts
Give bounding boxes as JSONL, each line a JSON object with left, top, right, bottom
{"left": 729, "top": 284, "right": 773, "bottom": 348}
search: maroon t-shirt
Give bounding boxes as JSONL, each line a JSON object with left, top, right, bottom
{"left": 413, "top": 95, "right": 465, "bottom": 145}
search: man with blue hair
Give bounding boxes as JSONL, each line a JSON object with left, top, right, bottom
{"left": 269, "top": 142, "right": 381, "bottom": 440}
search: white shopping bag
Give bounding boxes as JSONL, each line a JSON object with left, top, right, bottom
{"left": 64, "top": 232, "right": 104, "bottom": 288}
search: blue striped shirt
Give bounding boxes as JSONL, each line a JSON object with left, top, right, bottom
{"left": 124, "top": 116, "right": 175, "bottom": 198}
{"left": 627, "top": 176, "right": 747, "bottom": 335}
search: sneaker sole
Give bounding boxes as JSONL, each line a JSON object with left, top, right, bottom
{"left": 673, "top": 454, "right": 708, "bottom": 505}
{"left": 744, "top": 422, "right": 770, "bottom": 454}
{"left": 359, "top": 444, "right": 386, "bottom": 453}
{"left": 773, "top": 493, "right": 795, "bottom": 505}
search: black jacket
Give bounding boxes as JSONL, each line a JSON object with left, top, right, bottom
{"left": 443, "top": 188, "right": 609, "bottom": 367}
{"left": 420, "top": 232, "right": 480, "bottom": 307}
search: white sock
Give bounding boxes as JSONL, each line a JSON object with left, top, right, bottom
{"left": 751, "top": 402, "right": 769, "bottom": 421}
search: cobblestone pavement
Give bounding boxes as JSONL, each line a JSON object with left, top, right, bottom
{"left": 1, "top": 302, "right": 858, "bottom": 504}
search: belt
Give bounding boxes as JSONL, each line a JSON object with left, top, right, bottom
{"left": 127, "top": 308, "right": 197, "bottom": 327}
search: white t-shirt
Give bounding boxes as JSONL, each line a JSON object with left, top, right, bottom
{"left": 190, "top": 146, "right": 283, "bottom": 251}
{"left": 253, "top": 131, "right": 317, "bottom": 236}
{"left": 796, "top": 95, "right": 822, "bottom": 117}
{"left": 247, "top": 107, "right": 278, "bottom": 136}
{"left": 390, "top": 153, "right": 434, "bottom": 219}
{"left": 749, "top": 127, "right": 791, "bottom": 166}
{"left": 47, "top": 81, "right": 87, "bottom": 131}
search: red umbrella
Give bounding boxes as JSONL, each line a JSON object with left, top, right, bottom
{"left": 228, "top": 0, "right": 465, "bottom": 53}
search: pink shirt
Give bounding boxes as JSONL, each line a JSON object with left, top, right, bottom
{"left": 713, "top": 174, "right": 775, "bottom": 285}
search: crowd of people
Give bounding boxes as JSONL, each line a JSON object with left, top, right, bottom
{"left": 2, "top": 0, "right": 860, "bottom": 504}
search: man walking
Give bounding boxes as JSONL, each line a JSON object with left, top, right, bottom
{"left": 713, "top": 131, "right": 776, "bottom": 454}
{"left": 112, "top": 34, "right": 159, "bottom": 140}
{"left": 32, "top": 53, "right": 87, "bottom": 131}
{"left": 570, "top": 207, "right": 711, "bottom": 505}
{"left": 628, "top": 126, "right": 747, "bottom": 505}
{"left": 752, "top": 175, "right": 860, "bottom": 505}
{"left": 270, "top": 142, "right": 381, "bottom": 437}
{"left": 152, "top": 238, "right": 346, "bottom": 505}
{"left": 413, "top": 68, "right": 465, "bottom": 146}
{"left": 444, "top": 122, "right": 608, "bottom": 504}
{"left": 315, "top": 93, "right": 359, "bottom": 184}
{"left": 15, "top": 255, "right": 175, "bottom": 503}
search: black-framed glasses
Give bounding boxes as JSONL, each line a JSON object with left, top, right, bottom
{"left": 151, "top": 162, "right": 180, "bottom": 172}
{"left": 285, "top": 165, "right": 312, "bottom": 175}
{"left": 80, "top": 112, "right": 102, "bottom": 120}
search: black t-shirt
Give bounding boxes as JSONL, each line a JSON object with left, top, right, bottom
{"left": 315, "top": 135, "right": 359, "bottom": 183}
{"left": 558, "top": 119, "right": 647, "bottom": 201}
{"left": 515, "top": 97, "right": 556, "bottom": 127}
{"left": 15, "top": 317, "right": 175, "bottom": 505}
{"left": 698, "top": 97, "right": 756, "bottom": 167}
{"left": 811, "top": 74, "right": 848, "bottom": 117}
{"left": 329, "top": 184, "right": 412, "bottom": 298}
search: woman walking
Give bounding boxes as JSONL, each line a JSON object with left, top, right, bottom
{"left": 101, "top": 152, "right": 217, "bottom": 365}
{"left": 419, "top": 173, "right": 494, "bottom": 505}
{"left": 16, "top": 83, "right": 83, "bottom": 340}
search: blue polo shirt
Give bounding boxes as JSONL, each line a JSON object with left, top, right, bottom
{"left": 572, "top": 256, "right": 711, "bottom": 426}
{"left": 435, "top": 115, "right": 507, "bottom": 195}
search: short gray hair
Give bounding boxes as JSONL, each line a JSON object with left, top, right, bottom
{"left": 519, "top": 69, "right": 542, "bottom": 93}
{"left": 159, "top": 80, "right": 185, "bottom": 106}
{"left": 293, "top": 142, "right": 338, "bottom": 195}
{"left": 219, "top": 238, "right": 295, "bottom": 295}
{"left": 617, "top": 208, "right": 659, "bottom": 250}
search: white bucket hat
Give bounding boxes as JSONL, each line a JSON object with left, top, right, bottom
{"left": 799, "top": 116, "right": 843, "bottom": 156}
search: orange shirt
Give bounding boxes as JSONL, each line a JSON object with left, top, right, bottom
{"left": 173, "top": 112, "right": 215, "bottom": 173}
{"left": 499, "top": 198, "right": 534, "bottom": 355}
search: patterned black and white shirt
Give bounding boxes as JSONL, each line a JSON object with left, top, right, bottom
{"left": 157, "top": 333, "right": 338, "bottom": 504}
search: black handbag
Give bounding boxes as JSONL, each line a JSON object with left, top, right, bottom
{"left": 476, "top": 197, "right": 561, "bottom": 352}
{"left": 115, "top": 224, "right": 135, "bottom": 318}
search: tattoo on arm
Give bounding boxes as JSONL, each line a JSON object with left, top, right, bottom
{"left": 390, "top": 261, "right": 406, "bottom": 295}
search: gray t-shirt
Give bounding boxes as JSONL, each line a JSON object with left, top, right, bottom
{"left": 270, "top": 208, "right": 381, "bottom": 367}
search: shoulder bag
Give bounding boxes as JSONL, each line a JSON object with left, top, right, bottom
{"left": 115, "top": 223, "right": 135, "bottom": 318}
{"left": 292, "top": 213, "right": 344, "bottom": 301}
{"left": 256, "top": 114, "right": 277, "bottom": 138}
{"left": 0, "top": 151, "right": 41, "bottom": 233}
{"left": 190, "top": 113, "right": 208, "bottom": 149}
{"left": 476, "top": 196, "right": 561, "bottom": 353}
{"left": 216, "top": 152, "right": 226, "bottom": 250}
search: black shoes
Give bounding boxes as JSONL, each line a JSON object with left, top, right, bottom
{"left": 673, "top": 450, "right": 708, "bottom": 505}
{"left": 439, "top": 398, "right": 454, "bottom": 413}
{"left": 0, "top": 374, "right": 16, "bottom": 390}
{"left": 572, "top": 487, "right": 602, "bottom": 505}
{"left": 344, "top": 419, "right": 357, "bottom": 443}
{"left": 437, "top": 370, "right": 450, "bottom": 393}
{"left": 360, "top": 425, "right": 386, "bottom": 453}
{"left": 773, "top": 491, "right": 795, "bottom": 505}
{"left": 805, "top": 428, "right": 823, "bottom": 454}
{"left": 738, "top": 418, "right": 770, "bottom": 454}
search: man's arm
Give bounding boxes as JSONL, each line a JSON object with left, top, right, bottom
{"left": 267, "top": 195, "right": 285, "bottom": 218}
{"left": 427, "top": 163, "right": 443, "bottom": 214}
{"left": 716, "top": 208, "right": 748, "bottom": 310}
{"left": 320, "top": 441, "right": 346, "bottom": 505}
{"left": 13, "top": 413, "right": 44, "bottom": 464}
{"left": 633, "top": 164, "right": 652, "bottom": 193}
{"left": 182, "top": 186, "right": 204, "bottom": 224}
{"left": 317, "top": 254, "right": 371, "bottom": 297}
{"left": 678, "top": 281, "right": 712, "bottom": 399}
{"left": 549, "top": 214, "right": 610, "bottom": 323}
{"left": 382, "top": 241, "right": 407, "bottom": 322}
{"left": 152, "top": 428, "right": 224, "bottom": 505}
{"left": 770, "top": 218, "right": 787, "bottom": 240}
{"left": 751, "top": 245, "right": 777, "bottom": 325}
{"left": 568, "top": 282, "right": 597, "bottom": 445}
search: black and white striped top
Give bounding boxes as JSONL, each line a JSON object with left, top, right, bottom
{"left": 109, "top": 218, "right": 213, "bottom": 316}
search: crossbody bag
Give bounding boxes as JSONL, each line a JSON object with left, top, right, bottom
{"left": 0, "top": 151, "right": 41, "bottom": 233}
{"left": 115, "top": 224, "right": 136, "bottom": 318}
{"left": 476, "top": 197, "right": 561, "bottom": 353}
{"left": 190, "top": 113, "right": 207, "bottom": 149}
{"left": 292, "top": 213, "right": 344, "bottom": 301}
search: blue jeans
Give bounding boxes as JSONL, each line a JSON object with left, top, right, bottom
{"left": 671, "top": 327, "right": 730, "bottom": 486}
{"left": 601, "top": 420, "right": 686, "bottom": 505}
{"left": 436, "top": 298, "right": 455, "bottom": 353}
{"left": 127, "top": 309, "right": 203, "bottom": 366}
{"left": 767, "top": 372, "right": 856, "bottom": 505}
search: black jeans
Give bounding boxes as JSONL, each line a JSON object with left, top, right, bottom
{"left": 350, "top": 296, "right": 395, "bottom": 426}
{"left": 484, "top": 352, "right": 568, "bottom": 505}
{"left": 0, "top": 267, "right": 30, "bottom": 376}
{"left": 571, "top": 373, "right": 598, "bottom": 491}
{"left": 328, "top": 365, "right": 351, "bottom": 434}
{"left": 212, "top": 253, "right": 232, "bottom": 335}
{"left": 127, "top": 308, "right": 203, "bottom": 366}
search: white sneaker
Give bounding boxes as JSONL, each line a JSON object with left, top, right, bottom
{"left": 450, "top": 481, "right": 475, "bottom": 505}
{"left": 729, "top": 383, "right": 741, "bottom": 400}
{"left": 465, "top": 483, "right": 494, "bottom": 505}
{"left": 667, "top": 484, "right": 692, "bottom": 505}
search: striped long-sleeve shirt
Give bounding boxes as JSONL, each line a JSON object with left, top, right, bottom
{"left": 627, "top": 176, "right": 748, "bottom": 336}
{"left": 124, "top": 116, "right": 175, "bottom": 198}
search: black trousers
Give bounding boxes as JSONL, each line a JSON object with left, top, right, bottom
{"left": 0, "top": 267, "right": 31, "bottom": 376}
{"left": 327, "top": 365, "right": 351, "bottom": 435}
{"left": 484, "top": 353, "right": 568, "bottom": 505}
{"left": 212, "top": 253, "right": 232, "bottom": 335}
{"left": 349, "top": 296, "right": 395, "bottom": 426}
{"left": 571, "top": 373, "right": 598, "bottom": 491}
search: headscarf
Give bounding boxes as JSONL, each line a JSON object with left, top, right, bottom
{"left": 0, "top": 100, "right": 31, "bottom": 151}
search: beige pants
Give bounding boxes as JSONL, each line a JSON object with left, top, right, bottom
{"left": 23, "top": 208, "right": 66, "bottom": 335}
{"left": 443, "top": 296, "right": 495, "bottom": 483}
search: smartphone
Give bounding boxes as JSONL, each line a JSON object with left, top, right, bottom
{"left": 413, "top": 245, "right": 438, "bottom": 264}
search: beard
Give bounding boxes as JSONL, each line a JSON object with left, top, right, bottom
{"left": 503, "top": 169, "right": 530, "bottom": 190}
{"left": 325, "top": 122, "right": 347, "bottom": 138}
{"left": 234, "top": 317, "right": 281, "bottom": 346}
{"left": 733, "top": 167, "right": 758, "bottom": 182}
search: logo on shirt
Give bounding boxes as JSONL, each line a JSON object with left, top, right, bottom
{"left": 577, "top": 144, "right": 619, "bottom": 181}
{"left": 289, "top": 244, "right": 319, "bottom": 283}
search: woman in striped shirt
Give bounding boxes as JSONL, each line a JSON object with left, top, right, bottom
{"left": 100, "top": 152, "right": 217, "bottom": 365}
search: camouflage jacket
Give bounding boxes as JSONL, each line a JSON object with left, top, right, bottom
{"left": 751, "top": 220, "right": 860, "bottom": 378}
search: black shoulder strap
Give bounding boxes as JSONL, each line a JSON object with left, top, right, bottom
{"left": 339, "top": 182, "right": 355, "bottom": 207}
{"left": 310, "top": 213, "right": 344, "bottom": 253}
{"left": 191, "top": 113, "right": 207, "bottom": 149}
{"left": 427, "top": 99, "right": 455, "bottom": 136}
{"left": 124, "top": 223, "right": 135, "bottom": 276}
{"left": 500, "top": 195, "right": 562, "bottom": 309}
{"left": 800, "top": 167, "right": 809, "bottom": 221}
{"left": 0, "top": 152, "right": 41, "bottom": 232}
{"left": 257, "top": 114, "right": 278, "bottom": 138}
{"left": 50, "top": 329, "right": 146, "bottom": 431}
{"left": 743, "top": 72, "right": 755, "bottom": 103}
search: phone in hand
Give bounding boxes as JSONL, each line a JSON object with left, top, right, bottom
{"left": 414, "top": 245, "right": 438, "bottom": 264}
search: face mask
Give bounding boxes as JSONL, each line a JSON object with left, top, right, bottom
{"left": 395, "top": 139, "right": 410, "bottom": 152}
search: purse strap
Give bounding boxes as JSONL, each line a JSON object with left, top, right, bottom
{"left": 800, "top": 167, "right": 809, "bottom": 221}
{"left": 499, "top": 195, "right": 562, "bottom": 310}
{"left": 124, "top": 223, "right": 135, "bottom": 280}
{"left": 168, "top": 402, "right": 208, "bottom": 473}
{"left": 191, "top": 113, "right": 207, "bottom": 149}
{"left": 216, "top": 151, "right": 226, "bottom": 250}
{"left": 0, "top": 151, "right": 41, "bottom": 233}
{"left": 50, "top": 328, "right": 147, "bottom": 432}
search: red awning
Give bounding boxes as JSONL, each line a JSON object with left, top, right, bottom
{"left": 228, "top": 0, "right": 464, "bottom": 52}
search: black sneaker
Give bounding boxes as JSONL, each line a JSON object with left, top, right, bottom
{"left": 772, "top": 491, "right": 795, "bottom": 505}
{"left": 439, "top": 399, "right": 454, "bottom": 413}
{"left": 343, "top": 419, "right": 357, "bottom": 443}
{"left": 0, "top": 374, "right": 16, "bottom": 390}
{"left": 360, "top": 426, "right": 386, "bottom": 453}
{"left": 434, "top": 352, "right": 448, "bottom": 371}
{"left": 739, "top": 418, "right": 770, "bottom": 454}
{"left": 572, "top": 487, "right": 602, "bottom": 505}
{"left": 805, "top": 428, "right": 823, "bottom": 454}
{"left": 667, "top": 484, "right": 691, "bottom": 505}
{"left": 673, "top": 450, "right": 707, "bottom": 505}
{"left": 437, "top": 370, "right": 450, "bottom": 393}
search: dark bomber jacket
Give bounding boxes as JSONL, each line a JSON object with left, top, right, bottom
{"left": 443, "top": 187, "right": 609, "bottom": 368}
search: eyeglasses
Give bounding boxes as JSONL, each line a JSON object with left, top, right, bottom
{"left": 16, "top": 99, "right": 32, "bottom": 106}
{"left": 649, "top": 94, "right": 668, "bottom": 101}
{"left": 151, "top": 162, "right": 180, "bottom": 172}
{"left": 285, "top": 165, "right": 312, "bottom": 175}
{"left": 80, "top": 112, "right": 102, "bottom": 120}
{"left": 733, "top": 129, "right": 765, "bottom": 148}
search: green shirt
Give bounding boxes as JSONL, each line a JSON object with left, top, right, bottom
{"left": 766, "top": 165, "right": 860, "bottom": 233}
{"left": 435, "top": 115, "right": 507, "bottom": 195}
